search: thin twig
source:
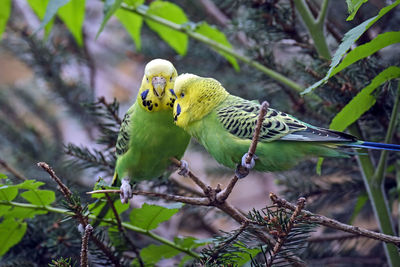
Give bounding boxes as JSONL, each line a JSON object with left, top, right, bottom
{"left": 270, "top": 193, "right": 400, "bottom": 246}
{"left": 81, "top": 224, "right": 93, "bottom": 267}
{"left": 267, "top": 197, "right": 306, "bottom": 267}
{"left": 170, "top": 157, "right": 209, "bottom": 193}
{"left": 37, "top": 162, "right": 120, "bottom": 266}
{"left": 0, "top": 158, "right": 27, "bottom": 181}
{"left": 104, "top": 193, "right": 145, "bottom": 267}
{"left": 308, "top": 232, "right": 359, "bottom": 242}
{"left": 218, "top": 101, "right": 269, "bottom": 201}
{"left": 38, "top": 162, "right": 73, "bottom": 201}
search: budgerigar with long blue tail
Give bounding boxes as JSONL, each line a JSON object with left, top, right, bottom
{"left": 172, "top": 74, "right": 400, "bottom": 177}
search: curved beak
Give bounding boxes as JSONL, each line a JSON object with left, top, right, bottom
{"left": 152, "top": 76, "right": 166, "bottom": 98}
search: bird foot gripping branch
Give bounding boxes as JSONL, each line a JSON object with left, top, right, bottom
{"left": 120, "top": 178, "right": 133, "bottom": 204}
{"left": 177, "top": 160, "right": 189, "bottom": 177}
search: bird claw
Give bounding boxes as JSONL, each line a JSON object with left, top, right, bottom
{"left": 235, "top": 166, "right": 249, "bottom": 179}
{"left": 178, "top": 160, "right": 189, "bottom": 177}
{"left": 241, "top": 153, "right": 257, "bottom": 169}
{"left": 235, "top": 153, "right": 257, "bottom": 179}
{"left": 120, "top": 178, "right": 133, "bottom": 204}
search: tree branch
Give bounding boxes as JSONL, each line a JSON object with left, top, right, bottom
{"left": 270, "top": 193, "right": 400, "bottom": 246}
{"left": 0, "top": 158, "right": 27, "bottom": 181}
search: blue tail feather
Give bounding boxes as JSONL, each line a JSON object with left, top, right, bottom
{"left": 349, "top": 141, "right": 400, "bottom": 152}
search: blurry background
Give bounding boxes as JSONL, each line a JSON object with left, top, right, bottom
{"left": 1, "top": 0, "right": 399, "bottom": 266}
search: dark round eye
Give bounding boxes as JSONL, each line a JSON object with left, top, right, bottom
{"left": 169, "top": 76, "right": 173, "bottom": 82}
{"left": 146, "top": 77, "right": 149, "bottom": 82}
{"left": 180, "top": 93, "right": 185, "bottom": 98}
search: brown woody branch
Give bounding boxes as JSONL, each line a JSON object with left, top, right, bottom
{"left": 80, "top": 224, "right": 93, "bottom": 267}
{"left": 38, "top": 162, "right": 120, "bottom": 266}
{"left": 270, "top": 193, "right": 400, "bottom": 246}
{"left": 0, "top": 158, "right": 27, "bottom": 181}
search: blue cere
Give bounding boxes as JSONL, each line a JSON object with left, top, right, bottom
{"left": 141, "top": 89, "right": 149, "bottom": 100}
{"left": 169, "top": 89, "right": 177, "bottom": 98}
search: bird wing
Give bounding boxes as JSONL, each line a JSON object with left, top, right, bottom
{"left": 216, "top": 96, "right": 307, "bottom": 142}
{"left": 216, "top": 96, "right": 357, "bottom": 143}
{"left": 116, "top": 107, "right": 133, "bottom": 156}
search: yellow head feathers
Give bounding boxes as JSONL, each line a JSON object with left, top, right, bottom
{"left": 138, "top": 59, "right": 178, "bottom": 112}
{"left": 173, "top": 74, "right": 229, "bottom": 129}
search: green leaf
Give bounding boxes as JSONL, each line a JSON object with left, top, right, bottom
{"left": 316, "top": 157, "right": 324, "bottom": 175}
{"left": 21, "top": 189, "right": 55, "bottom": 206}
{"left": 96, "top": 0, "right": 123, "bottom": 39}
{"left": 0, "top": 205, "right": 11, "bottom": 217}
{"left": 330, "top": 66, "right": 400, "bottom": 131}
{"left": 115, "top": 8, "right": 143, "bottom": 50}
{"left": 330, "top": 31, "right": 400, "bottom": 78}
{"left": 346, "top": 0, "right": 368, "bottom": 21}
{"left": 4, "top": 206, "right": 47, "bottom": 219}
{"left": 27, "top": 0, "right": 54, "bottom": 36}
{"left": 13, "top": 180, "right": 45, "bottom": 190}
{"left": 37, "top": 0, "right": 70, "bottom": 33}
{"left": 0, "top": 173, "right": 7, "bottom": 179}
{"left": 0, "top": 186, "right": 18, "bottom": 202}
{"left": 349, "top": 192, "right": 368, "bottom": 224}
{"left": 139, "top": 244, "right": 181, "bottom": 265}
{"left": 195, "top": 22, "right": 239, "bottom": 71}
{"left": 0, "top": 218, "right": 27, "bottom": 256}
{"left": 302, "top": 0, "right": 400, "bottom": 94}
{"left": 130, "top": 202, "right": 183, "bottom": 230}
{"left": 146, "top": 0, "right": 188, "bottom": 55}
{"left": 0, "top": 0, "right": 11, "bottom": 40}
{"left": 58, "top": 0, "right": 86, "bottom": 46}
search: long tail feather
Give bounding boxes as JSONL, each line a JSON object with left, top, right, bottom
{"left": 349, "top": 141, "right": 400, "bottom": 151}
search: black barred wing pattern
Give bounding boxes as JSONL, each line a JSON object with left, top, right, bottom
{"left": 216, "top": 96, "right": 307, "bottom": 142}
{"left": 116, "top": 111, "right": 132, "bottom": 156}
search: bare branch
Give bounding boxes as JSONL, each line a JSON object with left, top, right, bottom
{"left": 0, "top": 158, "right": 27, "bottom": 181}
{"left": 81, "top": 224, "right": 93, "bottom": 267}
{"left": 270, "top": 193, "right": 400, "bottom": 246}
{"left": 170, "top": 157, "right": 209, "bottom": 193}
{"left": 37, "top": 162, "right": 73, "bottom": 201}
{"left": 38, "top": 162, "right": 120, "bottom": 266}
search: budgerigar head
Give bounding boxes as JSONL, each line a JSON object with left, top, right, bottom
{"left": 138, "top": 59, "right": 178, "bottom": 112}
{"left": 172, "top": 73, "right": 229, "bottom": 128}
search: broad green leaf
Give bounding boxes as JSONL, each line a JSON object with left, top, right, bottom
{"left": 58, "top": 0, "right": 86, "bottom": 46}
{"left": 0, "top": 205, "right": 11, "bottom": 217}
{"left": 195, "top": 22, "right": 239, "bottom": 71}
{"left": 130, "top": 202, "right": 183, "bottom": 230}
{"left": 349, "top": 193, "right": 368, "bottom": 224}
{"left": 13, "top": 180, "right": 44, "bottom": 190}
{"left": 330, "top": 31, "right": 400, "bottom": 78}
{"left": 115, "top": 8, "right": 143, "bottom": 50}
{"left": 330, "top": 66, "right": 400, "bottom": 131}
{"left": 302, "top": 0, "right": 400, "bottom": 94}
{"left": 346, "top": 0, "right": 368, "bottom": 21}
{"left": 0, "top": 186, "right": 18, "bottom": 201}
{"left": 0, "top": 218, "right": 27, "bottom": 256}
{"left": 146, "top": 0, "right": 188, "bottom": 55}
{"left": 0, "top": 0, "right": 11, "bottom": 40}
{"left": 27, "top": 0, "right": 54, "bottom": 36}
{"left": 96, "top": 0, "right": 123, "bottom": 39}
{"left": 4, "top": 206, "right": 47, "bottom": 219}
{"left": 37, "top": 0, "right": 70, "bottom": 33}
{"left": 139, "top": 244, "right": 181, "bottom": 265}
{"left": 21, "top": 189, "right": 55, "bottom": 205}
{"left": 0, "top": 173, "right": 7, "bottom": 179}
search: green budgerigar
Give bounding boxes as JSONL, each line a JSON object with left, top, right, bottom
{"left": 114, "top": 59, "right": 190, "bottom": 202}
{"left": 172, "top": 74, "right": 400, "bottom": 177}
